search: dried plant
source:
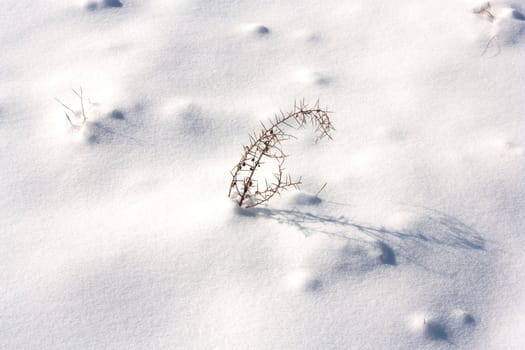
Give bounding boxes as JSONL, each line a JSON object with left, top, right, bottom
{"left": 55, "top": 87, "right": 88, "bottom": 127}
{"left": 229, "top": 100, "right": 334, "bottom": 208}
{"left": 473, "top": 2, "right": 495, "bottom": 22}
{"left": 472, "top": 2, "right": 501, "bottom": 57}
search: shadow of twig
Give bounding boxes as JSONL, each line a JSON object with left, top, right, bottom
{"left": 251, "top": 207, "right": 483, "bottom": 249}
{"left": 245, "top": 206, "right": 485, "bottom": 274}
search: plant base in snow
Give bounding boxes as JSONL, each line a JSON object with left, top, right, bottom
{"left": 55, "top": 87, "right": 89, "bottom": 128}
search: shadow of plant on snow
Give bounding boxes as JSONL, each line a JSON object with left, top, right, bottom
{"left": 241, "top": 205, "right": 486, "bottom": 274}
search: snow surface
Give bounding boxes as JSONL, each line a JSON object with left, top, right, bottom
{"left": 1, "top": 0, "right": 525, "bottom": 349}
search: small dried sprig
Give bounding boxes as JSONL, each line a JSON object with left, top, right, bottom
{"left": 473, "top": 2, "right": 495, "bottom": 22}
{"left": 55, "top": 87, "right": 88, "bottom": 127}
{"left": 229, "top": 100, "right": 334, "bottom": 208}
{"left": 472, "top": 2, "right": 501, "bottom": 57}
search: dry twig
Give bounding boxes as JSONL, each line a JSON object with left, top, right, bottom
{"left": 55, "top": 87, "right": 88, "bottom": 127}
{"left": 473, "top": 2, "right": 495, "bottom": 22}
{"left": 481, "top": 34, "right": 500, "bottom": 57}
{"left": 229, "top": 100, "right": 334, "bottom": 208}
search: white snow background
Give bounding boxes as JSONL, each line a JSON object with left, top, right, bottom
{"left": 1, "top": 0, "right": 525, "bottom": 349}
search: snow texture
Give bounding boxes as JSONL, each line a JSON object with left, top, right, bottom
{"left": 1, "top": 0, "right": 525, "bottom": 349}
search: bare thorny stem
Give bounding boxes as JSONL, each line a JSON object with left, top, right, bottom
{"left": 229, "top": 99, "right": 334, "bottom": 208}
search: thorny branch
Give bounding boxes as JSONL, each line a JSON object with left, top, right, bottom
{"left": 229, "top": 100, "right": 334, "bottom": 208}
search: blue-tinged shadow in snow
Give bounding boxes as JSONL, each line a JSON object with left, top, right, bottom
{"left": 424, "top": 320, "right": 449, "bottom": 341}
{"left": 247, "top": 207, "right": 484, "bottom": 251}
{"left": 103, "top": 0, "right": 123, "bottom": 8}
{"left": 242, "top": 205, "right": 486, "bottom": 274}
{"left": 86, "top": 0, "right": 123, "bottom": 11}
